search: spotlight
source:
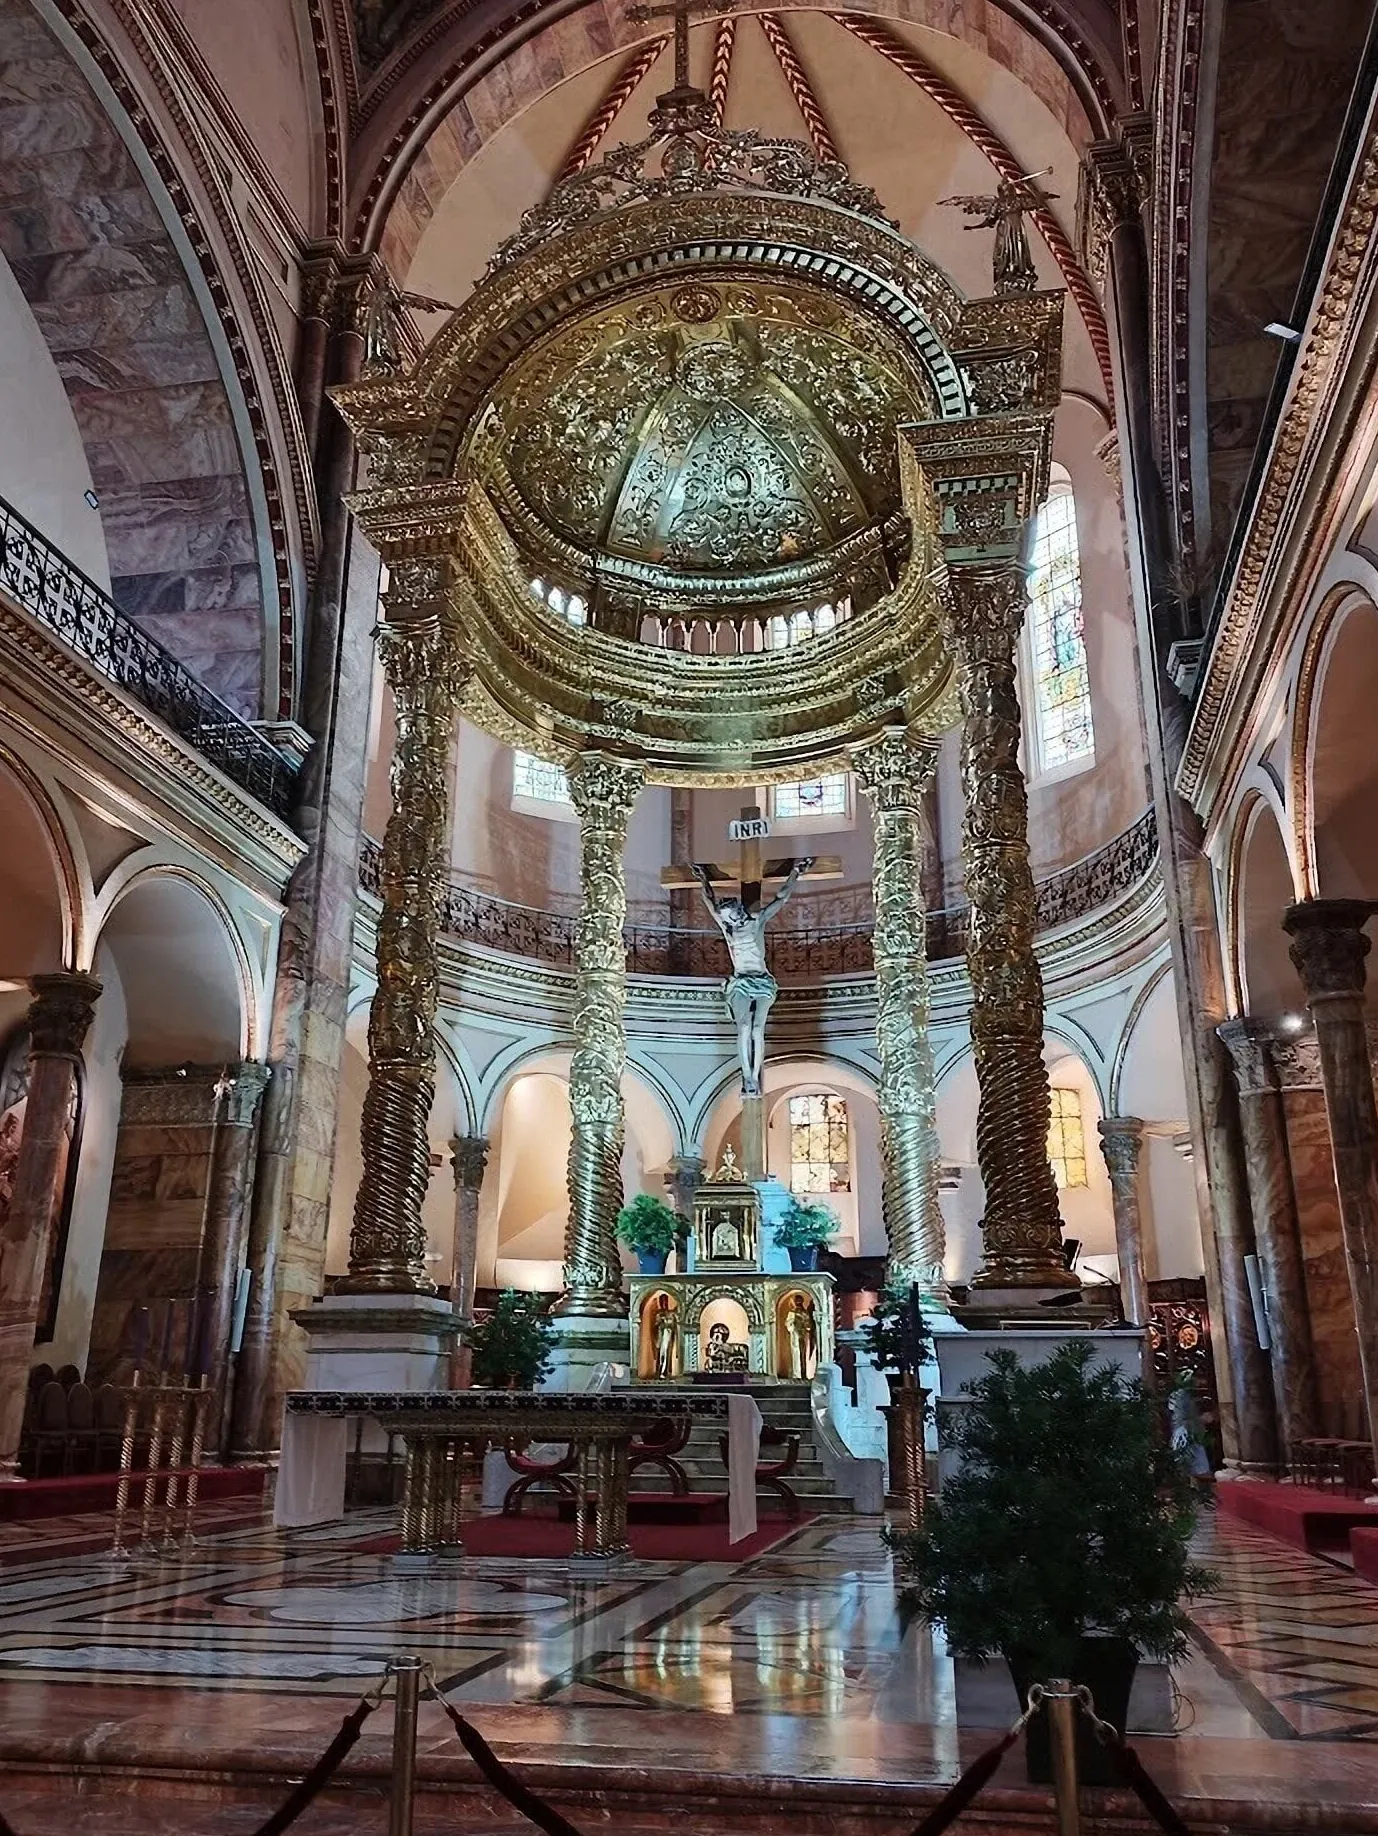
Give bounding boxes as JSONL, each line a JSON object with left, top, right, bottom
{"left": 1264, "top": 322, "right": 1302, "bottom": 342}
{"left": 83, "top": 489, "right": 99, "bottom": 509}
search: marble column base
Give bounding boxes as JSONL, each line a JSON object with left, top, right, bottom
{"left": 290, "top": 1292, "right": 460, "bottom": 1393}
{"left": 547, "top": 1317, "right": 633, "bottom": 1393}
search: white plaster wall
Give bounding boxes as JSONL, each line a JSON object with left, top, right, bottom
{"left": 0, "top": 252, "right": 110, "bottom": 588}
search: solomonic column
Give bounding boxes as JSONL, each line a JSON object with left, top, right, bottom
{"left": 947, "top": 563, "right": 1077, "bottom": 1295}
{"left": 448, "top": 1134, "right": 489, "bottom": 1384}
{"left": 853, "top": 725, "right": 946, "bottom": 1299}
{"left": 558, "top": 753, "right": 644, "bottom": 1318}
{"left": 1284, "top": 900, "right": 1378, "bottom": 1470}
{"left": 343, "top": 567, "right": 471, "bottom": 1293}
{"left": 0, "top": 971, "right": 101, "bottom": 1477}
{"left": 1217, "top": 1019, "right": 1320, "bottom": 1465}
{"left": 1096, "top": 1117, "right": 1151, "bottom": 1334}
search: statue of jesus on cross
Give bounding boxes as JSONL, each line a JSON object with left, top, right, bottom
{"left": 663, "top": 805, "right": 839, "bottom": 1111}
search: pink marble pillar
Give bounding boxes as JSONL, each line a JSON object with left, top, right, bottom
{"left": 0, "top": 973, "right": 101, "bottom": 1479}
{"left": 448, "top": 1135, "right": 488, "bottom": 1386}
{"left": 1217, "top": 1019, "right": 1321, "bottom": 1464}
{"left": 1284, "top": 899, "right": 1378, "bottom": 1471}
{"left": 203, "top": 1063, "right": 270, "bottom": 1457}
{"left": 1097, "top": 1117, "right": 1151, "bottom": 1334}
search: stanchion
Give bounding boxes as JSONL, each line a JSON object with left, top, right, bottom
{"left": 1044, "top": 1681, "right": 1081, "bottom": 1836}
{"left": 389, "top": 1654, "right": 424, "bottom": 1836}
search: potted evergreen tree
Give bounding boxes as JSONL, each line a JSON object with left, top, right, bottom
{"left": 776, "top": 1196, "right": 839, "bottom": 1270}
{"left": 462, "top": 1291, "right": 557, "bottom": 1389}
{"left": 890, "top": 1340, "right": 1213, "bottom": 1784}
{"left": 616, "top": 1193, "right": 680, "bottom": 1274}
{"left": 864, "top": 1282, "right": 934, "bottom": 1519}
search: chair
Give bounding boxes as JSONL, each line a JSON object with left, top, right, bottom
{"left": 718, "top": 1424, "right": 802, "bottom": 1519}
{"left": 502, "top": 1440, "right": 579, "bottom": 1516}
{"left": 63, "top": 1383, "right": 98, "bottom": 1474}
{"left": 54, "top": 1364, "right": 81, "bottom": 1390}
{"left": 628, "top": 1416, "right": 691, "bottom": 1495}
{"left": 28, "top": 1381, "right": 69, "bottom": 1478}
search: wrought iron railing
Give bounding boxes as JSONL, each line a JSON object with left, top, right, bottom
{"left": 359, "top": 808, "right": 1158, "bottom": 980}
{"left": 0, "top": 496, "right": 298, "bottom": 818}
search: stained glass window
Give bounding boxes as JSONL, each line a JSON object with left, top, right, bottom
{"left": 773, "top": 774, "right": 849, "bottom": 823}
{"left": 789, "top": 1092, "right": 851, "bottom": 1193}
{"left": 513, "top": 750, "right": 571, "bottom": 807}
{"left": 1028, "top": 481, "right": 1094, "bottom": 772}
{"left": 1047, "top": 1086, "right": 1088, "bottom": 1189}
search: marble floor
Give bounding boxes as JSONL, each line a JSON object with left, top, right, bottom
{"left": 2, "top": 1505, "right": 1378, "bottom": 1829}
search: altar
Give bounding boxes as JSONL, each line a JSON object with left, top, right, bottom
{"left": 629, "top": 1159, "right": 834, "bottom": 1380}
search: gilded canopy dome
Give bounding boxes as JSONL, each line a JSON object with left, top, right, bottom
{"left": 471, "top": 277, "right": 934, "bottom": 616}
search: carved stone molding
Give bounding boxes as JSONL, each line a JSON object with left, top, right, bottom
{"left": 27, "top": 974, "right": 101, "bottom": 1064}
{"left": 1285, "top": 900, "right": 1378, "bottom": 1006}
{"left": 450, "top": 1134, "right": 490, "bottom": 1191}
{"left": 1097, "top": 1114, "right": 1145, "bottom": 1189}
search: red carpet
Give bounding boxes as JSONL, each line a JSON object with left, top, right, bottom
{"left": 352, "top": 1509, "right": 810, "bottom": 1561}
{"left": 0, "top": 1466, "right": 266, "bottom": 1523}
{"left": 1217, "top": 1478, "right": 1378, "bottom": 1552}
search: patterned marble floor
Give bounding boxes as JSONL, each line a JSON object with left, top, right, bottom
{"left": 2, "top": 1504, "right": 1378, "bottom": 1830}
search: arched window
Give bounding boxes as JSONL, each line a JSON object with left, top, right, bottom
{"left": 771, "top": 774, "right": 850, "bottom": 825}
{"left": 789, "top": 1092, "right": 851, "bottom": 1193}
{"left": 1046, "top": 1086, "right": 1088, "bottom": 1189}
{"left": 1027, "top": 469, "right": 1094, "bottom": 775}
{"left": 512, "top": 750, "right": 572, "bottom": 812}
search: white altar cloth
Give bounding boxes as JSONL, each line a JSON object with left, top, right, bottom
{"left": 275, "top": 1389, "right": 763, "bottom": 1543}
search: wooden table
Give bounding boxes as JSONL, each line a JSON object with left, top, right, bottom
{"left": 276, "top": 1389, "right": 762, "bottom": 1558}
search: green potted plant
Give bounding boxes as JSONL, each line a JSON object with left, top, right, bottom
{"left": 890, "top": 1340, "right": 1213, "bottom": 1785}
{"left": 616, "top": 1192, "right": 680, "bottom": 1274}
{"left": 776, "top": 1196, "right": 839, "bottom": 1270}
{"left": 462, "top": 1290, "right": 557, "bottom": 1389}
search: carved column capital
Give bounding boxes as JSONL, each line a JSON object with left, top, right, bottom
{"left": 450, "top": 1134, "right": 489, "bottom": 1191}
{"left": 851, "top": 725, "right": 941, "bottom": 817}
{"left": 26, "top": 973, "right": 102, "bottom": 1060}
{"left": 221, "top": 1061, "right": 271, "bottom": 1128}
{"left": 1217, "top": 1018, "right": 1280, "bottom": 1097}
{"left": 1284, "top": 899, "right": 1378, "bottom": 1005}
{"left": 1076, "top": 116, "right": 1153, "bottom": 284}
{"left": 567, "top": 752, "right": 644, "bottom": 830}
{"left": 1097, "top": 1114, "right": 1145, "bottom": 1189}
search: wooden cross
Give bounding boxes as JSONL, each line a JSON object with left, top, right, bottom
{"left": 661, "top": 804, "right": 841, "bottom": 908}
{"left": 628, "top": 0, "right": 737, "bottom": 93}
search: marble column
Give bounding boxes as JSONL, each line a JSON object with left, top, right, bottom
{"left": 665, "top": 1153, "right": 705, "bottom": 1264}
{"left": 343, "top": 573, "right": 470, "bottom": 1293}
{"left": 0, "top": 972, "right": 101, "bottom": 1478}
{"left": 448, "top": 1134, "right": 489, "bottom": 1385}
{"left": 230, "top": 261, "right": 379, "bottom": 1457}
{"left": 946, "top": 563, "right": 1076, "bottom": 1294}
{"left": 559, "top": 753, "right": 643, "bottom": 1318}
{"left": 1216, "top": 1020, "right": 1320, "bottom": 1464}
{"left": 852, "top": 725, "right": 946, "bottom": 1299}
{"left": 1097, "top": 1116, "right": 1151, "bottom": 1334}
{"left": 1284, "top": 899, "right": 1378, "bottom": 1470}
{"left": 203, "top": 1063, "right": 270, "bottom": 1457}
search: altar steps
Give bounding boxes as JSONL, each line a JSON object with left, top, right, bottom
{"left": 628, "top": 1381, "right": 858, "bottom": 1515}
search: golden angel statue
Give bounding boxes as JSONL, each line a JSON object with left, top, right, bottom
{"left": 940, "top": 170, "right": 1057, "bottom": 295}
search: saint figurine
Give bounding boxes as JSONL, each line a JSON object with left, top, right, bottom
{"left": 692, "top": 858, "right": 813, "bottom": 1097}
{"left": 651, "top": 1294, "right": 678, "bottom": 1379}
{"left": 704, "top": 1319, "right": 748, "bottom": 1373}
{"left": 784, "top": 1293, "right": 817, "bottom": 1380}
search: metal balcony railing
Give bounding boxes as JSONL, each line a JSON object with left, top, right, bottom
{"left": 0, "top": 496, "right": 297, "bottom": 818}
{"left": 359, "top": 807, "right": 1158, "bottom": 980}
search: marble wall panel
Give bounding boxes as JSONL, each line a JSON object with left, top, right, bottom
{"left": 1282, "top": 1086, "right": 1365, "bottom": 1438}
{"left": 0, "top": 0, "right": 266, "bottom": 715}
{"left": 86, "top": 1111, "right": 215, "bottom": 1383}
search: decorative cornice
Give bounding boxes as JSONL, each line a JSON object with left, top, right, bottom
{"left": 1180, "top": 101, "right": 1378, "bottom": 810}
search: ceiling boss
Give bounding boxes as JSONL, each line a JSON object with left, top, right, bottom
{"left": 329, "top": 0, "right": 1078, "bottom": 1339}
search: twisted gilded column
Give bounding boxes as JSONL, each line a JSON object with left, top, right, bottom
{"left": 948, "top": 565, "right": 1077, "bottom": 1292}
{"left": 0, "top": 972, "right": 101, "bottom": 1478}
{"left": 558, "top": 753, "right": 644, "bottom": 1318}
{"left": 1284, "top": 900, "right": 1378, "bottom": 1471}
{"left": 1096, "top": 1117, "right": 1151, "bottom": 1335}
{"left": 343, "top": 572, "right": 470, "bottom": 1293}
{"left": 852, "top": 726, "right": 946, "bottom": 1297}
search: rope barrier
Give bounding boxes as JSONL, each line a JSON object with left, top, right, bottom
{"left": 424, "top": 1666, "right": 589, "bottom": 1836}
{"left": 249, "top": 1680, "right": 385, "bottom": 1836}
{"left": 1076, "top": 1686, "right": 1194, "bottom": 1836}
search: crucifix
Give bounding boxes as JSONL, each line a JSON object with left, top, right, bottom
{"left": 662, "top": 805, "right": 840, "bottom": 1180}
{"left": 628, "top": 0, "right": 737, "bottom": 99}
